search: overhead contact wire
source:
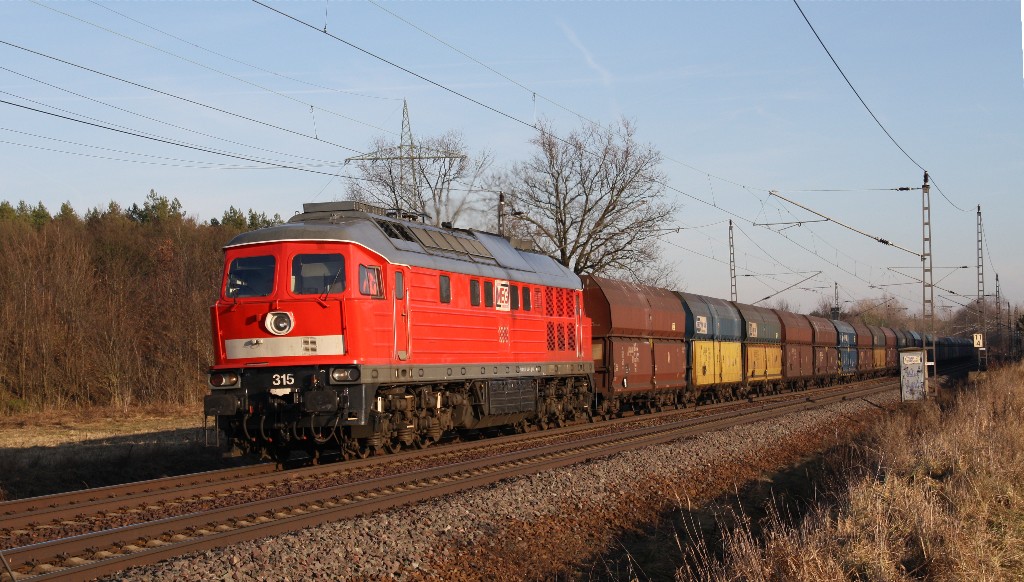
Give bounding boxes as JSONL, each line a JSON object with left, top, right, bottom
{"left": 0, "top": 65, "right": 340, "bottom": 166}
{"left": 792, "top": 0, "right": 968, "bottom": 213}
{"left": 30, "top": 0, "right": 396, "bottom": 135}
{"left": 0, "top": 98, "right": 363, "bottom": 177}
{"left": 0, "top": 39, "right": 363, "bottom": 154}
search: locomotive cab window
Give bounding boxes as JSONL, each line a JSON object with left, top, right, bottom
{"left": 470, "top": 280, "right": 481, "bottom": 307}
{"left": 484, "top": 281, "right": 494, "bottom": 307}
{"left": 354, "top": 264, "right": 382, "bottom": 297}
{"left": 440, "top": 275, "right": 451, "bottom": 304}
{"left": 522, "top": 287, "right": 531, "bottom": 311}
{"left": 226, "top": 255, "right": 275, "bottom": 298}
{"left": 291, "top": 254, "right": 345, "bottom": 295}
{"left": 395, "top": 271, "right": 404, "bottom": 300}
{"left": 358, "top": 265, "right": 384, "bottom": 298}
{"left": 510, "top": 284, "right": 520, "bottom": 310}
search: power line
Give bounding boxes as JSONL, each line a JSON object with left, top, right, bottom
{"left": 87, "top": 0, "right": 400, "bottom": 103}
{"left": 0, "top": 39, "right": 364, "bottom": 154}
{"left": 792, "top": 0, "right": 921, "bottom": 171}
{"left": 254, "top": 0, "right": 941, "bottom": 307}
{"left": 30, "top": 0, "right": 396, "bottom": 135}
{"left": 0, "top": 66, "right": 341, "bottom": 167}
{"left": 0, "top": 98, "right": 362, "bottom": 177}
{"left": 0, "top": 88, "right": 339, "bottom": 169}
{"left": 791, "top": 0, "right": 968, "bottom": 213}
{"left": 769, "top": 190, "right": 919, "bottom": 257}
{"left": 252, "top": 0, "right": 541, "bottom": 136}
{"left": 0, "top": 137, "right": 286, "bottom": 170}
{"left": 8, "top": 7, "right": 947, "bottom": 308}
{"left": 0, "top": 126, "right": 339, "bottom": 170}
{"left": 341, "top": 0, "right": 774, "bottom": 193}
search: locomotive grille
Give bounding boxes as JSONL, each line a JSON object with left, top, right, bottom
{"left": 487, "top": 379, "right": 536, "bottom": 415}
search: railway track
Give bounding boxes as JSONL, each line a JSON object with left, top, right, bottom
{"left": 0, "top": 379, "right": 898, "bottom": 581}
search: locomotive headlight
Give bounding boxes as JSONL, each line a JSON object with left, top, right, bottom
{"left": 264, "top": 311, "right": 294, "bottom": 336}
{"left": 210, "top": 372, "right": 239, "bottom": 387}
{"left": 329, "top": 367, "right": 360, "bottom": 383}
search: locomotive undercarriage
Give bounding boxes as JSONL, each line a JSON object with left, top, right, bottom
{"left": 594, "top": 388, "right": 694, "bottom": 419}
{"left": 213, "top": 374, "right": 594, "bottom": 465}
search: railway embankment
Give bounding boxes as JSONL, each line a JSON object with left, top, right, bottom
{"left": 609, "top": 363, "right": 1024, "bottom": 581}
{"left": 99, "top": 389, "right": 899, "bottom": 581}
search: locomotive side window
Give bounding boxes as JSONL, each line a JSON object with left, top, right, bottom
{"left": 440, "top": 275, "right": 451, "bottom": 304}
{"left": 484, "top": 281, "right": 494, "bottom": 307}
{"left": 510, "top": 284, "right": 520, "bottom": 310}
{"left": 358, "top": 265, "right": 384, "bottom": 298}
{"left": 226, "top": 255, "right": 275, "bottom": 298}
{"left": 522, "top": 287, "right": 532, "bottom": 311}
{"left": 395, "top": 271, "right": 404, "bottom": 300}
{"left": 470, "top": 280, "right": 481, "bottom": 307}
{"left": 291, "top": 254, "right": 345, "bottom": 295}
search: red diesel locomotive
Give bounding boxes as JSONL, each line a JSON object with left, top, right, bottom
{"left": 204, "top": 201, "right": 594, "bottom": 460}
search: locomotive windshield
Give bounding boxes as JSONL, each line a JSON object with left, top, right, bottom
{"left": 225, "top": 255, "right": 275, "bottom": 298}
{"left": 292, "top": 253, "right": 346, "bottom": 295}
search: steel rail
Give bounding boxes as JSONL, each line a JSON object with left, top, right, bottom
{"left": 0, "top": 463, "right": 275, "bottom": 526}
{"left": 0, "top": 377, "right": 896, "bottom": 551}
{"left": 4, "top": 381, "right": 896, "bottom": 581}
{"left": 0, "top": 378, "right": 871, "bottom": 537}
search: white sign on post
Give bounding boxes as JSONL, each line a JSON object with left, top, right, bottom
{"left": 900, "top": 349, "right": 927, "bottom": 401}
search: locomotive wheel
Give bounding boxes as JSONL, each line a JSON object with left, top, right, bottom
{"left": 269, "top": 444, "right": 291, "bottom": 468}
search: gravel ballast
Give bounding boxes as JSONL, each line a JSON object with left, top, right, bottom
{"left": 111, "top": 392, "right": 898, "bottom": 581}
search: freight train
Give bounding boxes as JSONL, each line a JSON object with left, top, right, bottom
{"left": 203, "top": 201, "right": 973, "bottom": 461}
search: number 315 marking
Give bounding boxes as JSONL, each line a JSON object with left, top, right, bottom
{"left": 272, "top": 373, "right": 295, "bottom": 386}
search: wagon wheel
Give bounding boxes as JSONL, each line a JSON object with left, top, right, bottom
{"left": 306, "top": 445, "right": 321, "bottom": 466}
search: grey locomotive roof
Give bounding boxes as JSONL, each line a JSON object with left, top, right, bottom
{"left": 224, "top": 201, "right": 581, "bottom": 290}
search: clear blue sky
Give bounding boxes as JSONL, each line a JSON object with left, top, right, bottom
{"left": 1, "top": 0, "right": 1021, "bottom": 316}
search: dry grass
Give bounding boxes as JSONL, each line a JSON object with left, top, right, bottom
{"left": 0, "top": 405, "right": 245, "bottom": 501}
{"left": 681, "top": 364, "right": 1024, "bottom": 581}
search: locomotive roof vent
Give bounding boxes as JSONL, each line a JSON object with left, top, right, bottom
{"left": 297, "top": 201, "right": 431, "bottom": 224}
{"left": 509, "top": 237, "right": 538, "bottom": 252}
{"left": 301, "top": 201, "right": 388, "bottom": 216}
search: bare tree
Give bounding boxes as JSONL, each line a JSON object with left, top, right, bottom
{"left": 809, "top": 295, "right": 841, "bottom": 318}
{"left": 491, "top": 119, "right": 678, "bottom": 283}
{"left": 345, "top": 131, "right": 491, "bottom": 228}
